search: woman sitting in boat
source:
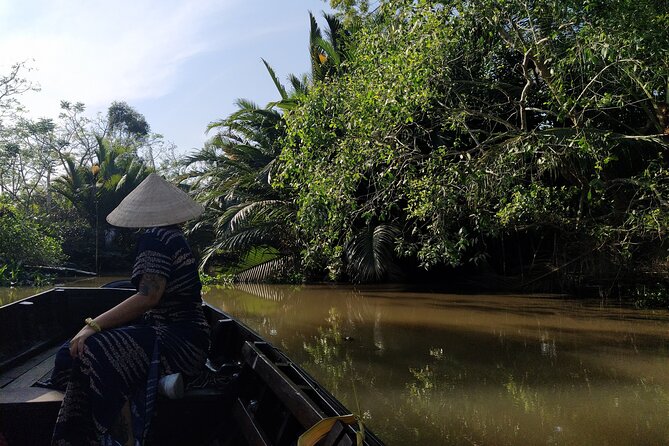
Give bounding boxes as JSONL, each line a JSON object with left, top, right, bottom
{"left": 48, "top": 173, "right": 210, "bottom": 446}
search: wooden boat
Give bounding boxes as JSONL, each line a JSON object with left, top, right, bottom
{"left": 0, "top": 285, "right": 385, "bottom": 446}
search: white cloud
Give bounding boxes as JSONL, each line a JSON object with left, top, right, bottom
{"left": 0, "top": 0, "right": 332, "bottom": 151}
{"left": 0, "top": 0, "right": 238, "bottom": 118}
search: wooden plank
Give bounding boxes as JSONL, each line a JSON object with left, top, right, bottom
{"left": 273, "top": 415, "right": 291, "bottom": 446}
{"left": 0, "top": 344, "right": 62, "bottom": 388}
{"left": 4, "top": 350, "right": 58, "bottom": 390}
{"left": 208, "top": 318, "right": 236, "bottom": 360}
{"left": 0, "top": 387, "right": 63, "bottom": 404}
{"left": 251, "top": 343, "right": 343, "bottom": 416}
{"left": 233, "top": 397, "right": 272, "bottom": 446}
{"left": 242, "top": 341, "right": 326, "bottom": 429}
{"left": 0, "top": 390, "right": 62, "bottom": 446}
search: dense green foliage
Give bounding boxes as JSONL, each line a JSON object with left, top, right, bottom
{"left": 53, "top": 138, "right": 150, "bottom": 230}
{"left": 52, "top": 137, "right": 151, "bottom": 271}
{"left": 183, "top": 13, "right": 348, "bottom": 282}
{"left": 276, "top": 0, "right": 669, "bottom": 289}
{"left": 0, "top": 200, "right": 64, "bottom": 285}
{"left": 1, "top": 1, "right": 667, "bottom": 298}
{"left": 0, "top": 83, "right": 159, "bottom": 277}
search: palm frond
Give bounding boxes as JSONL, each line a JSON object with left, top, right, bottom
{"left": 345, "top": 224, "right": 402, "bottom": 283}
{"left": 219, "top": 224, "right": 281, "bottom": 252}
{"left": 288, "top": 74, "right": 309, "bottom": 96}
{"left": 262, "top": 58, "right": 288, "bottom": 100}
{"left": 234, "top": 255, "right": 296, "bottom": 283}
{"left": 308, "top": 11, "right": 325, "bottom": 81}
{"left": 314, "top": 37, "right": 341, "bottom": 68}
{"left": 322, "top": 12, "right": 344, "bottom": 52}
{"left": 228, "top": 200, "right": 284, "bottom": 231}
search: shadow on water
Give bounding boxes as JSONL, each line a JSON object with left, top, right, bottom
{"left": 205, "top": 284, "right": 669, "bottom": 446}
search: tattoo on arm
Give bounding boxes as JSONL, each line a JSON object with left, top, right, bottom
{"left": 138, "top": 273, "right": 166, "bottom": 297}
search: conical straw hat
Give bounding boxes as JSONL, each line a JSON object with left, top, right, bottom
{"left": 106, "top": 173, "right": 204, "bottom": 228}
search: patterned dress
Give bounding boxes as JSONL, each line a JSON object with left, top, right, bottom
{"left": 49, "top": 227, "right": 210, "bottom": 446}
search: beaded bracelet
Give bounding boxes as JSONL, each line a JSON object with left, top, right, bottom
{"left": 85, "top": 317, "right": 102, "bottom": 332}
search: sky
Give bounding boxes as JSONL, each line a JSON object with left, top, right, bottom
{"left": 0, "top": 0, "right": 333, "bottom": 154}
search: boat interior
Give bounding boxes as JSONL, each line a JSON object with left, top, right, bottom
{"left": 0, "top": 287, "right": 380, "bottom": 446}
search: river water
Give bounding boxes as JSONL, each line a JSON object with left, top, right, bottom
{"left": 204, "top": 284, "right": 669, "bottom": 446}
{"left": 2, "top": 282, "right": 668, "bottom": 445}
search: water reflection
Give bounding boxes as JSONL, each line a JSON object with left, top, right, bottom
{"left": 0, "top": 286, "right": 47, "bottom": 306}
{"left": 207, "top": 285, "right": 669, "bottom": 445}
{"left": 303, "top": 308, "right": 354, "bottom": 393}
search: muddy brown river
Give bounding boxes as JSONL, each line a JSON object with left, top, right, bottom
{"left": 205, "top": 284, "right": 669, "bottom": 446}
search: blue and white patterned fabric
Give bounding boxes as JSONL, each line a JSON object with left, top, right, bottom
{"left": 132, "top": 227, "right": 202, "bottom": 303}
{"left": 50, "top": 227, "right": 210, "bottom": 446}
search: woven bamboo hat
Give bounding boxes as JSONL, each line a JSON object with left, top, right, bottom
{"left": 106, "top": 173, "right": 204, "bottom": 228}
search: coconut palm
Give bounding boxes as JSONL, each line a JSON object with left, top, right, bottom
{"left": 53, "top": 137, "right": 150, "bottom": 229}
{"left": 345, "top": 223, "right": 403, "bottom": 283}
{"left": 184, "top": 100, "right": 298, "bottom": 280}
{"left": 264, "top": 12, "right": 349, "bottom": 109}
{"left": 52, "top": 137, "right": 150, "bottom": 271}
{"left": 189, "top": 12, "right": 402, "bottom": 283}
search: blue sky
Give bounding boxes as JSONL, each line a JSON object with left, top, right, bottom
{"left": 0, "top": 0, "right": 333, "bottom": 154}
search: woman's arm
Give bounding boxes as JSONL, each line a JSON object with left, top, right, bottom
{"left": 69, "top": 273, "right": 167, "bottom": 358}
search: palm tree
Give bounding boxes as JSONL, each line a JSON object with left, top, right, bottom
{"left": 309, "top": 12, "right": 347, "bottom": 82}
{"left": 345, "top": 223, "right": 403, "bottom": 283}
{"left": 53, "top": 137, "right": 149, "bottom": 228}
{"left": 264, "top": 12, "right": 349, "bottom": 109}
{"left": 190, "top": 12, "right": 401, "bottom": 283}
{"left": 53, "top": 138, "right": 150, "bottom": 271}
{"left": 184, "top": 100, "right": 298, "bottom": 280}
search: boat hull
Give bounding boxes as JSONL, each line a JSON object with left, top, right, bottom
{"left": 0, "top": 287, "right": 384, "bottom": 446}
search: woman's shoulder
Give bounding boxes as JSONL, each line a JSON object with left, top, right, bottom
{"left": 137, "top": 227, "right": 186, "bottom": 253}
{"left": 143, "top": 226, "right": 184, "bottom": 242}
